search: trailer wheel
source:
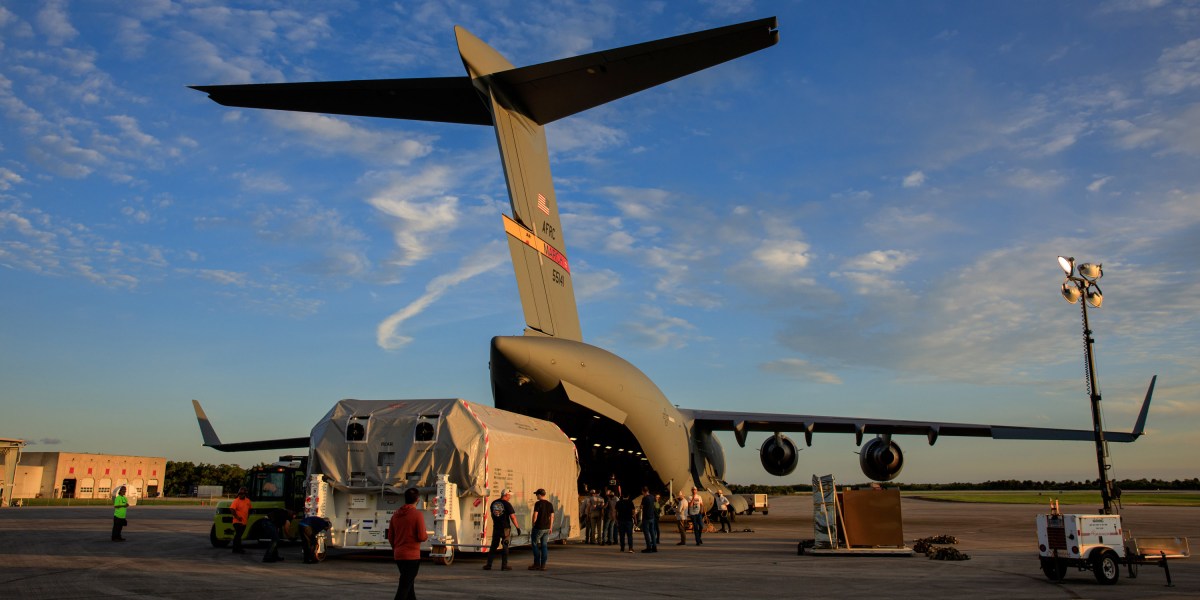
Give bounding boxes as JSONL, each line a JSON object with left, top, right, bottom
{"left": 1040, "top": 556, "right": 1066, "bottom": 581}
{"left": 431, "top": 546, "right": 453, "bottom": 566}
{"left": 210, "top": 524, "right": 230, "bottom": 548}
{"left": 1092, "top": 549, "right": 1120, "bottom": 585}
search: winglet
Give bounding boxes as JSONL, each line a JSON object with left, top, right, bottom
{"left": 1130, "top": 375, "right": 1156, "bottom": 438}
{"left": 190, "top": 399, "right": 309, "bottom": 452}
{"left": 192, "top": 399, "right": 223, "bottom": 447}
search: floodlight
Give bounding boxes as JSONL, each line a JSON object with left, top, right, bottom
{"left": 1061, "top": 281, "right": 1081, "bottom": 304}
{"left": 1086, "top": 287, "right": 1103, "bottom": 308}
{"left": 1078, "top": 263, "right": 1102, "bottom": 280}
{"left": 1057, "top": 256, "right": 1075, "bottom": 276}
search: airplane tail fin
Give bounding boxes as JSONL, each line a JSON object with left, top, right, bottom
{"left": 456, "top": 18, "right": 778, "bottom": 341}
{"left": 1129, "top": 375, "right": 1156, "bottom": 438}
{"left": 191, "top": 400, "right": 309, "bottom": 452}
{"left": 192, "top": 18, "right": 779, "bottom": 343}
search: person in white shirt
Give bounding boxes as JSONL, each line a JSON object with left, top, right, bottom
{"left": 687, "top": 487, "right": 705, "bottom": 545}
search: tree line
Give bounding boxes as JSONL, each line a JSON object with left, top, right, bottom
{"left": 729, "top": 478, "right": 1200, "bottom": 496}
{"left": 164, "top": 461, "right": 248, "bottom": 497}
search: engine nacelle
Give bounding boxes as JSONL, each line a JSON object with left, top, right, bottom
{"left": 759, "top": 434, "right": 800, "bottom": 477}
{"left": 859, "top": 437, "right": 904, "bottom": 481}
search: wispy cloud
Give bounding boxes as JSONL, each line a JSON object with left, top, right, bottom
{"left": 376, "top": 241, "right": 508, "bottom": 350}
{"left": 760, "top": 358, "right": 843, "bottom": 384}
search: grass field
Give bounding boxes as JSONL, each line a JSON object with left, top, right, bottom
{"left": 7, "top": 498, "right": 211, "bottom": 507}
{"left": 906, "top": 490, "right": 1200, "bottom": 507}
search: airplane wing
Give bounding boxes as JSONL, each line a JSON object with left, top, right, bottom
{"left": 192, "top": 400, "right": 309, "bottom": 452}
{"left": 189, "top": 77, "right": 492, "bottom": 125}
{"left": 684, "top": 376, "right": 1156, "bottom": 448}
{"left": 488, "top": 16, "right": 780, "bottom": 125}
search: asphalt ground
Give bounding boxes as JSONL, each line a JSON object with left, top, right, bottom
{"left": 1, "top": 495, "right": 1195, "bottom": 599}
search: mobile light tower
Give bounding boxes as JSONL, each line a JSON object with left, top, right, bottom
{"left": 1057, "top": 256, "right": 1117, "bottom": 514}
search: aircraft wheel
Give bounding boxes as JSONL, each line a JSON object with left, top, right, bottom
{"left": 1040, "top": 556, "right": 1066, "bottom": 581}
{"left": 210, "top": 524, "right": 230, "bottom": 548}
{"left": 1092, "top": 549, "right": 1120, "bottom": 585}
{"left": 432, "top": 546, "right": 454, "bottom": 566}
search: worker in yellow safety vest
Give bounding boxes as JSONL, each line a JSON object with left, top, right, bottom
{"left": 112, "top": 486, "right": 129, "bottom": 541}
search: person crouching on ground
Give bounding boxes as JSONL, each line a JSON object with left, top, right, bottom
{"left": 387, "top": 487, "right": 428, "bottom": 600}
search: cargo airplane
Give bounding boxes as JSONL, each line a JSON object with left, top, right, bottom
{"left": 192, "top": 17, "right": 1156, "bottom": 511}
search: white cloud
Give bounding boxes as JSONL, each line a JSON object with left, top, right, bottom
{"left": 760, "top": 358, "right": 843, "bottom": 384}
{"left": 601, "top": 186, "right": 671, "bottom": 220}
{"left": 843, "top": 250, "right": 916, "bottom": 273}
{"left": 1087, "top": 176, "right": 1114, "bottom": 192}
{"left": 0, "top": 166, "right": 23, "bottom": 190}
{"left": 547, "top": 116, "right": 628, "bottom": 159}
{"left": 266, "top": 112, "right": 432, "bottom": 165}
{"left": 1005, "top": 167, "right": 1067, "bottom": 190}
{"left": 611, "top": 305, "right": 702, "bottom": 350}
{"left": 902, "top": 170, "right": 926, "bottom": 188}
{"left": 366, "top": 166, "right": 464, "bottom": 267}
{"left": 753, "top": 240, "right": 812, "bottom": 273}
{"left": 1147, "top": 38, "right": 1200, "bottom": 96}
{"left": 376, "top": 242, "right": 507, "bottom": 350}
{"left": 35, "top": 0, "right": 78, "bottom": 46}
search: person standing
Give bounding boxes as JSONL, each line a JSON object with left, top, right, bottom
{"left": 603, "top": 490, "right": 617, "bottom": 545}
{"left": 673, "top": 491, "right": 688, "bottom": 545}
{"left": 529, "top": 488, "right": 554, "bottom": 571}
{"left": 578, "top": 489, "right": 591, "bottom": 544}
{"left": 387, "top": 487, "right": 428, "bottom": 600}
{"left": 638, "top": 486, "right": 658, "bottom": 553}
{"left": 688, "top": 487, "right": 705, "bottom": 545}
{"left": 715, "top": 491, "right": 732, "bottom": 533}
{"left": 587, "top": 490, "right": 603, "bottom": 544}
{"left": 111, "top": 486, "right": 129, "bottom": 541}
{"left": 615, "top": 491, "right": 635, "bottom": 553}
{"left": 483, "top": 488, "right": 520, "bottom": 571}
{"left": 229, "top": 487, "right": 252, "bottom": 554}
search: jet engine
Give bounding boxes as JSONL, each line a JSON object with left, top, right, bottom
{"left": 759, "top": 434, "right": 800, "bottom": 477}
{"left": 859, "top": 437, "right": 904, "bottom": 481}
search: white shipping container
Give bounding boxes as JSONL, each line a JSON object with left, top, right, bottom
{"left": 304, "top": 399, "right": 580, "bottom": 564}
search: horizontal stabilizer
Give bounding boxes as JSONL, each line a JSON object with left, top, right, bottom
{"left": 489, "top": 16, "right": 779, "bottom": 124}
{"left": 191, "top": 400, "right": 309, "bottom": 452}
{"left": 189, "top": 77, "right": 492, "bottom": 125}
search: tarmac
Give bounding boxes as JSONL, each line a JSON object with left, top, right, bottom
{"left": 1, "top": 494, "right": 1195, "bottom": 599}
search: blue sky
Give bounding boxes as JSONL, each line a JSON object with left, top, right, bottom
{"left": 2, "top": 1, "right": 1197, "bottom": 485}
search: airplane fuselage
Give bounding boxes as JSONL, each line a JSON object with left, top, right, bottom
{"left": 490, "top": 335, "right": 731, "bottom": 502}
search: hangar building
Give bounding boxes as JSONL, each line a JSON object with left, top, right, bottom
{"left": 15, "top": 452, "right": 167, "bottom": 500}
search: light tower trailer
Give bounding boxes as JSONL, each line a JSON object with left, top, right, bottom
{"left": 303, "top": 398, "right": 580, "bottom": 565}
{"left": 1036, "top": 512, "right": 1126, "bottom": 584}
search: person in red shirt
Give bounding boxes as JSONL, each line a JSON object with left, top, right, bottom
{"left": 228, "top": 487, "right": 252, "bottom": 554}
{"left": 387, "top": 487, "right": 429, "bottom": 600}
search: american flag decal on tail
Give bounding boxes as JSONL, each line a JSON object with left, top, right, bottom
{"left": 537, "top": 193, "right": 550, "bottom": 215}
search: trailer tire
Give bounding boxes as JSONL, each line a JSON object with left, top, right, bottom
{"left": 1092, "top": 549, "right": 1120, "bottom": 585}
{"left": 1040, "top": 556, "right": 1066, "bottom": 581}
{"left": 432, "top": 546, "right": 453, "bottom": 566}
{"left": 210, "top": 524, "right": 230, "bottom": 548}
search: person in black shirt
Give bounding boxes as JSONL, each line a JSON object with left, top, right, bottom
{"left": 615, "top": 491, "right": 636, "bottom": 553}
{"left": 483, "top": 489, "right": 520, "bottom": 571}
{"left": 529, "top": 488, "right": 554, "bottom": 571}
